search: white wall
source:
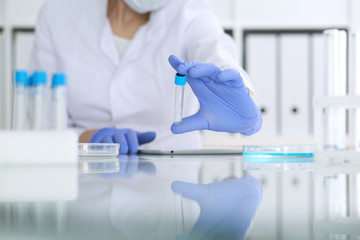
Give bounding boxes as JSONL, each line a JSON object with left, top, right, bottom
{"left": 237, "top": 0, "right": 348, "bottom": 28}
{"left": 6, "top": 0, "right": 45, "bottom": 27}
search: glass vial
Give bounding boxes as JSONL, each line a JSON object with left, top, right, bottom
{"left": 12, "top": 70, "right": 28, "bottom": 130}
{"left": 174, "top": 73, "right": 186, "bottom": 125}
{"left": 51, "top": 73, "right": 67, "bottom": 130}
{"left": 29, "top": 71, "right": 47, "bottom": 130}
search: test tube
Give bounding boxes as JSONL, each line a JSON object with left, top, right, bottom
{"left": 12, "top": 70, "right": 28, "bottom": 130}
{"left": 29, "top": 71, "right": 47, "bottom": 130}
{"left": 174, "top": 73, "right": 186, "bottom": 125}
{"left": 51, "top": 73, "right": 67, "bottom": 130}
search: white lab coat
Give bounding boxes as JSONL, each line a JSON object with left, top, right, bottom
{"left": 30, "top": 0, "right": 253, "bottom": 149}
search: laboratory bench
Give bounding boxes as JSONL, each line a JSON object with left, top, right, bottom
{"left": 0, "top": 154, "right": 358, "bottom": 240}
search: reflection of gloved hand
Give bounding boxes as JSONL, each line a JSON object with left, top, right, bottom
{"left": 168, "top": 55, "right": 262, "bottom": 135}
{"left": 90, "top": 128, "right": 156, "bottom": 154}
{"left": 100, "top": 155, "right": 156, "bottom": 179}
{"left": 171, "top": 175, "right": 262, "bottom": 240}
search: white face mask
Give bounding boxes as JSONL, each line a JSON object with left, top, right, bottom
{"left": 123, "top": 0, "right": 170, "bottom": 14}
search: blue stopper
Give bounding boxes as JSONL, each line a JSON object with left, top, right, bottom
{"left": 32, "top": 71, "right": 47, "bottom": 85}
{"left": 175, "top": 73, "right": 186, "bottom": 86}
{"left": 14, "top": 70, "right": 28, "bottom": 85}
{"left": 51, "top": 73, "right": 67, "bottom": 88}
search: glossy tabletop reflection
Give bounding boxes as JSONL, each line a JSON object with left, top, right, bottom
{"left": 0, "top": 153, "right": 352, "bottom": 240}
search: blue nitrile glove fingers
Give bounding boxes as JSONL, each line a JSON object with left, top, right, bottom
{"left": 90, "top": 128, "right": 156, "bottom": 154}
{"left": 168, "top": 55, "right": 201, "bottom": 76}
{"left": 168, "top": 55, "right": 262, "bottom": 136}
{"left": 137, "top": 131, "right": 157, "bottom": 145}
{"left": 171, "top": 181, "right": 209, "bottom": 204}
{"left": 171, "top": 175, "right": 263, "bottom": 240}
{"left": 125, "top": 130, "right": 138, "bottom": 154}
{"left": 113, "top": 131, "right": 129, "bottom": 154}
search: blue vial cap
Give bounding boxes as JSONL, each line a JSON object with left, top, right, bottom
{"left": 175, "top": 73, "right": 186, "bottom": 86}
{"left": 51, "top": 73, "right": 67, "bottom": 88}
{"left": 32, "top": 71, "right": 47, "bottom": 85}
{"left": 28, "top": 76, "right": 33, "bottom": 87}
{"left": 14, "top": 70, "right": 28, "bottom": 85}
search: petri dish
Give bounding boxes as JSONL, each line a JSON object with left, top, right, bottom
{"left": 78, "top": 143, "right": 119, "bottom": 157}
{"left": 242, "top": 145, "right": 314, "bottom": 158}
{"left": 242, "top": 145, "right": 314, "bottom": 171}
{"left": 79, "top": 157, "right": 120, "bottom": 174}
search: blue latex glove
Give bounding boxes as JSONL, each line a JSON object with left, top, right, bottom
{"left": 171, "top": 175, "right": 262, "bottom": 240}
{"left": 100, "top": 155, "right": 156, "bottom": 179}
{"left": 90, "top": 128, "right": 156, "bottom": 154}
{"left": 168, "top": 55, "right": 262, "bottom": 135}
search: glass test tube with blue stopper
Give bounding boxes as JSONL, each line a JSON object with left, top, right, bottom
{"left": 12, "top": 70, "right": 29, "bottom": 130}
{"left": 51, "top": 73, "right": 67, "bottom": 130}
{"left": 30, "top": 71, "right": 47, "bottom": 130}
{"left": 174, "top": 73, "right": 186, "bottom": 125}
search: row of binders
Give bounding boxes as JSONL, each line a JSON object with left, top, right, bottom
{"left": 12, "top": 70, "right": 67, "bottom": 130}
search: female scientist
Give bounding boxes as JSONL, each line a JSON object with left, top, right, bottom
{"left": 30, "top": 0, "right": 262, "bottom": 153}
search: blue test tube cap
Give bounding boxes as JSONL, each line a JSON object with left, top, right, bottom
{"left": 175, "top": 73, "right": 186, "bottom": 86}
{"left": 13, "top": 70, "right": 28, "bottom": 85}
{"left": 51, "top": 73, "right": 67, "bottom": 88}
{"left": 32, "top": 71, "right": 47, "bottom": 86}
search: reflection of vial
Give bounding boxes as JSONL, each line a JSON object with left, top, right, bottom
{"left": 174, "top": 73, "right": 186, "bottom": 125}
{"left": 12, "top": 70, "right": 28, "bottom": 130}
{"left": 51, "top": 73, "right": 67, "bottom": 130}
{"left": 30, "top": 71, "right": 47, "bottom": 130}
{"left": 349, "top": 32, "right": 360, "bottom": 150}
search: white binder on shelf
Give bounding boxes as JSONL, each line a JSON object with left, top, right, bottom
{"left": 246, "top": 34, "right": 277, "bottom": 137}
{"left": 280, "top": 34, "right": 310, "bottom": 138}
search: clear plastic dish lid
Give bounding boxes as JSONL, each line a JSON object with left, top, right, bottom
{"left": 78, "top": 143, "right": 119, "bottom": 157}
{"left": 242, "top": 145, "right": 314, "bottom": 158}
{"left": 78, "top": 157, "right": 120, "bottom": 173}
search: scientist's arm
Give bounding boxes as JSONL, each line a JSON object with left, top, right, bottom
{"left": 79, "top": 130, "right": 98, "bottom": 143}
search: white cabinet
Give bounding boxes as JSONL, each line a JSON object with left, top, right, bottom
{"left": 246, "top": 34, "right": 278, "bottom": 136}
{"left": 312, "top": 34, "right": 326, "bottom": 97}
{"left": 0, "top": 0, "right": 4, "bottom": 26}
{"left": 6, "top": 0, "right": 46, "bottom": 27}
{"left": 13, "top": 31, "right": 34, "bottom": 69}
{"left": 280, "top": 34, "right": 310, "bottom": 137}
{"left": 238, "top": 0, "right": 348, "bottom": 28}
{"left": 0, "top": 31, "right": 4, "bottom": 129}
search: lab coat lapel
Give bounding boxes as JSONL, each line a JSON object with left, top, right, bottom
{"left": 100, "top": 8, "right": 160, "bottom": 70}
{"left": 100, "top": 20, "right": 120, "bottom": 67}
{"left": 116, "top": 12, "right": 158, "bottom": 67}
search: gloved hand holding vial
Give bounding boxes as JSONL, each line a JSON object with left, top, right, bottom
{"left": 169, "top": 55, "right": 262, "bottom": 135}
